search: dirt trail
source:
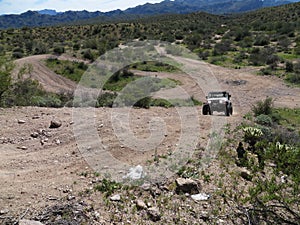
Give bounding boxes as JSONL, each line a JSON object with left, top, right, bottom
{"left": 13, "top": 54, "right": 79, "bottom": 93}
{"left": 1, "top": 53, "right": 300, "bottom": 220}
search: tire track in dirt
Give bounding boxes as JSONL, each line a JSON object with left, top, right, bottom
{"left": 13, "top": 54, "right": 78, "bottom": 94}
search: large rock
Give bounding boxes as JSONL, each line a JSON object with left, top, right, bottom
{"left": 191, "top": 193, "right": 210, "bottom": 201}
{"left": 147, "top": 207, "right": 161, "bottom": 222}
{"left": 176, "top": 178, "right": 199, "bottom": 194}
{"left": 19, "top": 220, "right": 44, "bottom": 225}
{"left": 136, "top": 199, "right": 147, "bottom": 210}
{"left": 49, "top": 120, "right": 62, "bottom": 129}
{"left": 110, "top": 194, "right": 121, "bottom": 201}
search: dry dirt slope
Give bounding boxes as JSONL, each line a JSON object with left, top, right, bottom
{"left": 0, "top": 54, "right": 299, "bottom": 223}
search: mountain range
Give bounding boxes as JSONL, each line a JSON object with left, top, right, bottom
{"left": 0, "top": 0, "right": 299, "bottom": 29}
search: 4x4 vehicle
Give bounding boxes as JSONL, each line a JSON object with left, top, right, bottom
{"left": 202, "top": 91, "right": 233, "bottom": 116}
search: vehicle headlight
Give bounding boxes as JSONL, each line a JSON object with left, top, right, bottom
{"left": 219, "top": 100, "right": 225, "bottom": 104}
{"left": 208, "top": 100, "right": 211, "bottom": 104}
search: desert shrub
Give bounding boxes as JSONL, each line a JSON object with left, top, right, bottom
{"left": 260, "top": 67, "right": 272, "bottom": 75}
{"left": 286, "top": 73, "right": 300, "bottom": 85}
{"left": 285, "top": 61, "right": 294, "bottom": 72}
{"left": 31, "top": 95, "right": 62, "bottom": 107}
{"left": 12, "top": 51, "right": 23, "bottom": 59}
{"left": 254, "top": 34, "right": 270, "bottom": 46}
{"left": 150, "top": 98, "right": 173, "bottom": 108}
{"left": 53, "top": 45, "right": 65, "bottom": 55}
{"left": 255, "top": 114, "right": 273, "bottom": 126}
{"left": 0, "top": 59, "right": 12, "bottom": 102}
{"left": 94, "top": 178, "right": 122, "bottom": 197}
{"left": 82, "top": 49, "right": 94, "bottom": 61}
{"left": 133, "top": 96, "right": 151, "bottom": 109}
{"left": 252, "top": 97, "right": 273, "bottom": 116}
{"left": 4, "top": 79, "right": 68, "bottom": 107}
{"left": 97, "top": 92, "right": 117, "bottom": 107}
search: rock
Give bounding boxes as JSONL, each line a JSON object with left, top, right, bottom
{"left": 110, "top": 194, "right": 121, "bottom": 201}
{"left": 191, "top": 193, "right": 210, "bottom": 201}
{"left": 31, "top": 132, "right": 39, "bottom": 138}
{"left": 0, "top": 209, "right": 9, "bottom": 214}
{"left": 19, "top": 220, "right": 44, "bottom": 225}
{"left": 17, "top": 146, "right": 28, "bottom": 150}
{"left": 123, "top": 165, "right": 145, "bottom": 180}
{"left": 32, "top": 115, "right": 40, "bottom": 119}
{"left": 18, "top": 120, "right": 26, "bottom": 124}
{"left": 67, "top": 195, "right": 76, "bottom": 201}
{"left": 49, "top": 120, "right": 62, "bottom": 129}
{"left": 175, "top": 178, "right": 199, "bottom": 194}
{"left": 281, "top": 175, "right": 288, "bottom": 184}
{"left": 140, "top": 182, "right": 151, "bottom": 191}
{"left": 136, "top": 199, "right": 147, "bottom": 210}
{"left": 147, "top": 207, "right": 161, "bottom": 222}
{"left": 240, "top": 169, "right": 252, "bottom": 181}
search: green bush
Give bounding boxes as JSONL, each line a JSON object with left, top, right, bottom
{"left": 133, "top": 96, "right": 151, "bottom": 109}
{"left": 97, "top": 92, "right": 117, "bottom": 107}
{"left": 53, "top": 45, "right": 65, "bottom": 55}
{"left": 252, "top": 97, "right": 273, "bottom": 116}
{"left": 255, "top": 114, "right": 273, "bottom": 126}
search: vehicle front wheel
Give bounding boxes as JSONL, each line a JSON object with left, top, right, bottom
{"left": 202, "top": 104, "right": 210, "bottom": 115}
{"left": 225, "top": 107, "right": 230, "bottom": 117}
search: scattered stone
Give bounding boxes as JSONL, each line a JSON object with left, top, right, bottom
{"left": 55, "top": 139, "right": 61, "bottom": 145}
{"left": 123, "top": 165, "right": 145, "bottom": 180}
{"left": 110, "top": 194, "right": 121, "bottom": 201}
{"left": 240, "top": 169, "right": 252, "bottom": 181}
{"left": 191, "top": 193, "right": 210, "bottom": 201}
{"left": 147, "top": 207, "right": 161, "bottom": 222}
{"left": 18, "top": 120, "right": 26, "bottom": 124}
{"left": 17, "top": 146, "right": 28, "bottom": 150}
{"left": 19, "top": 220, "right": 44, "bottom": 225}
{"left": 175, "top": 178, "right": 199, "bottom": 194}
{"left": 67, "top": 196, "right": 76, "bottom": 201}
{"left": 226, "top": 80, "right": 247, "bottom": 86}
{"left": 49, "top": 120, "right": 62, "bottom": 129}
{"left": 281, "top": 175, "right": 288, "bottom": 184}
{"left": 32, "top": 115, "right": 40, "bottom": 119}
{"left": 136, "top": 199, "right": 147, "bottom": 210}
{"left": 199, "top": 211, "right": 209, "bottom": 221}
{"left": 0, "top": 209, "right": 9, "bottom": 214}
{"left": 140, "top": 182, "right": 151, "bottom": 191}
{"left": 31, "top": 132, "right": 39, "bottom": 138}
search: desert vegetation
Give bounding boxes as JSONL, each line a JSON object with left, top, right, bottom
{"left": 0, "top": 2, "right": 300, "bottom": 225}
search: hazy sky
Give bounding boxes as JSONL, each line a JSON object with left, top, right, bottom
{"left": 0, "top": 0, "right": 163, "bottom": 15}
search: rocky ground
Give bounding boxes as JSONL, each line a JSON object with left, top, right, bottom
{"left": 1, "top": 53, "right": 300, "bottom": 224}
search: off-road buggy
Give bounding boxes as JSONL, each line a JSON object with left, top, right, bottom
{"left": 202, "top": 91, "right": 233, "bottom": 116}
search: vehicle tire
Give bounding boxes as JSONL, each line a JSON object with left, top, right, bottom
{"left": 225, "top": 107, "right": 230, "bottom": 117}
{"left": 230, "top": 106, "right": 233, "bottom": 115}
{"left": 202, "top": 105, "right": 208, "bottom": 115}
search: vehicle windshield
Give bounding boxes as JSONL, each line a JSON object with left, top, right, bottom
{"left": 208, "top": 92, "right": 227, "bottom": 98}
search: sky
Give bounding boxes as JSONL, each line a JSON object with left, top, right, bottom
{"left": 0, "top": 0, "right": 163, "bottom": 15}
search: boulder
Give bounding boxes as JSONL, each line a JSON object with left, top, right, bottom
{"left": 191, "top": 193, "right": 210, "bottom": 201}
{"left": 110, "top": 194, "right": 121, "bottom": 201}
{"left": 176, "top": 178, "right": 199, "bottom": 194}
{"left": 136, "top": 199, "right": 147, "bottom": 210}
{"left": 18, "top": 120, "right": 26, "bottom": 124}
{"left": 49, "top": 120, "right": 62, "bottom": 129}
{"left": 147, "top": 207, "right": 161, "bottom": 222}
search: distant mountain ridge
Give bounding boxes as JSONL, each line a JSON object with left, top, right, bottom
{"left": 0, "top": 0, "right": 299, "bottom": 29}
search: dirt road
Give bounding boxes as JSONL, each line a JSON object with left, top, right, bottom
{"left": 1, "top": 53, "right": 300, "bottom": 221}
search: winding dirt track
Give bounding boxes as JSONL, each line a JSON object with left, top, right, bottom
{"left": 13, "top": 54, "right": 78, "bottom": 93}
{"left": 1, "top": 53, "right": 300, "bottom": 219}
